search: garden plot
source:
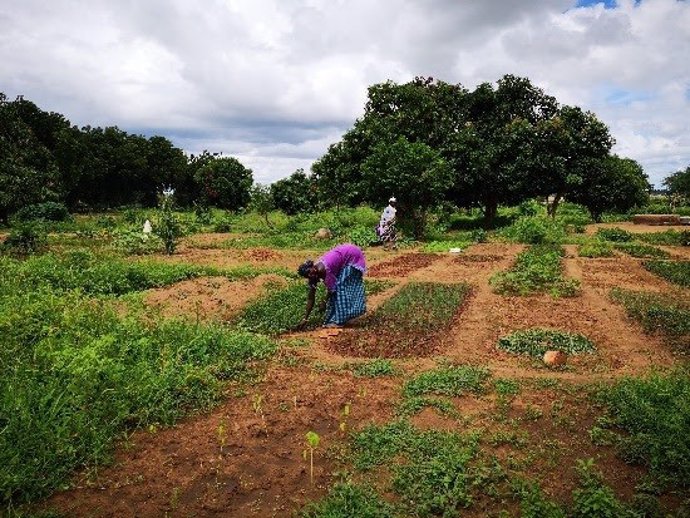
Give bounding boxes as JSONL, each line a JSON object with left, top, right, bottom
{"left": 367, "top": 252, "right": 441, "bottom": 277}
{"left": 328, "top": 282, "right": 472, "bottom": 358}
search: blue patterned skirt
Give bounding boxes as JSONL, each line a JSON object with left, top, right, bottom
{"left": 323, "top": 265, "right": 366, "bottom": 325}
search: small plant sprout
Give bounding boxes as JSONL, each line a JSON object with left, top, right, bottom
{"left": 304, "top": 431, "right": 321, "bottom": 485}
{"left": 339, "top": 403, "right": 351, "bottom": 435}
{"left": 252, "top": 394, "right": 267, "bottom": 435}
{"left": 216, "top": 419, "right": 227, "bottom": 453}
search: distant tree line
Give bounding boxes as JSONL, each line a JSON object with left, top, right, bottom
{"left": 5, "top": 76, "right": 684, "bottom": 231}
{"left": 0, "top": 92, "right": 254, "bottom": 221}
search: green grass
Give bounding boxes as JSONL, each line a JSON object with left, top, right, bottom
{"left": 497, "top": 329, "right": 596, "bottom": 358}
{"left": 611, "top": 288, "right": 690, "bottom": 347}
{"left": 490, "top": 245, "right": 580, "bottom": 297}
{"left": 0, "top": 287, "right": 275, "bottom": 505}
{"left": 403, "top": 365, "right": 490, "bottom": 398}
{"left": 644, "top": 260, "right": 690, "bottom": 287}
{"left": 596, "top": 371, "right": 690, "bottom": 491}
{"left": 613, "top": 242, "right": 670, "bottom": 259}
{"left": 0, "top": 252, "right": 290, "bottom": 297}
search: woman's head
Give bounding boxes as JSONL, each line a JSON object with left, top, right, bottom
{"left": 298, "top": 260, "right": 319, "bottom": 286}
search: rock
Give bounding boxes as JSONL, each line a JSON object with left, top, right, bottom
{"left": 543, "top": 350, "right": 567, "bottom": 367}
{"left": 314, "top": 228, "right": 332, "bottom": 240}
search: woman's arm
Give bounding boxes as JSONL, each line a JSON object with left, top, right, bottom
{"left": 296, "top": 286, "right": 316, "bottom": 329}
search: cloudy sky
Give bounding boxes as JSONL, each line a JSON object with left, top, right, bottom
{"left": 1, "top": 0, "right": 689, "bottom": 186}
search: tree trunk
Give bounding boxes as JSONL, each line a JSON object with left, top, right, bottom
{"left": 547, "top": 193, "right": 562, "bottom": 218}
{"left": 483, "top": 201, "right": 498, "bottom": 228}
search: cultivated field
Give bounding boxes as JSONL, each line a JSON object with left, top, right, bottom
{"left": 2, "top": 211, "right": 689, "bottom": 518}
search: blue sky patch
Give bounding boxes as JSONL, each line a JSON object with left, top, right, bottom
{"left": 603, "top": 87, "right": 655, "bottom": 106}
{"left": 575, "top": 0, "right": 618, "bottom": 8}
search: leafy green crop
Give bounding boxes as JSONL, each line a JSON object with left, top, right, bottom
{"left": 578, "top": 240, "right": 614, "bottom": 258}
{"left": 644, "top": 260, "right": 690, "bottom": 287}
{"left": 613, "top": 242, "right": 669, "bottom": 259}
{"left": 403, "top": 365, "right": 490, "bottom": 398}
{"left": 490, "top": 245, "right": 580, "bottom": 297}
{"left": 497, "top": 328, "right": 596, "bottom": 357}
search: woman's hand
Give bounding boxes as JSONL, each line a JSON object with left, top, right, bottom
{"left": 318, "top": 300, "right": 327, "bottom": 312}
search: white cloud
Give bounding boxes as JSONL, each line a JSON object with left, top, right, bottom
{"left": 0, "top": 0, "right": 688, "bottom": 186}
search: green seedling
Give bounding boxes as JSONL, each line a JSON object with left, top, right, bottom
{"left": 339, "top": 403, "right": 351, "bottom": 435}
{"left": 216, "top": 419, "right": 227, "bottom": 453}
{"left": 303, "top": 431, "right": 321, "bottom": 485}
{"left": 253, "top": 394, "right": 267, "bottom": 435}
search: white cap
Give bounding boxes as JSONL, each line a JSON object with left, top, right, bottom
{"left": 389, "top": 197, "right": 397, "bottom": 203}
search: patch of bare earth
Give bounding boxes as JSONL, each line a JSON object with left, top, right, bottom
{"left": 367, "top": 252, "right": 441, "bottom": 278}
{"left": 144, "top": 275, "right": 288, "bottom": 321}
{"left": 45, "top": 367, "right": 400, "bottom": 518}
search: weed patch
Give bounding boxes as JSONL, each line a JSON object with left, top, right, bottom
{"left": 611, "top": 288, "right": 690, "bottom": 347}
{"left": 352, "top": 358, "right": 396, "bottom": 378}
{"left": 0, "top": 287, "right": 275, "bottom": 505}
{"left": 578, "top": 241, "right": 614, "bottom": 258}
{"left": 497, "top": 329, "right": 596, "bottom": 358}
{"left": 351, "top": 420, "right": 489, "bottom": 516}
{"left": 595, "top": 371, "right": 690, "bottom": 491}
{"left": 490, "top": 245, "right": 580, "bottom": 297}
{"left": 403, "top": 365, "right": 490, "bottom": 398}
{"left": 299, "top": 482, "right": 396, "bottom": 518}
{"left": 596, "top": 227, "right": 634, "bottom": 242}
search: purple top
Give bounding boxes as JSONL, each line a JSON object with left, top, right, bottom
{"left": 317, "top": 243, "right": 366, "bottom": 292}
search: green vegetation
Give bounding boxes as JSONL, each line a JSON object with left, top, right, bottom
{"left": 595, "top": 227, "right": 634, "bottom": 242}
{"left": 336, "top": 283, "right": 471, "bottom": 357}
{"left": 613, "top": 242, "right": 669, "bottom": 259}
{"left": 396, "top": 396, "right": 460, "bottom": 418}
{"left": 299, "top": 482, "right": 396, "bottom": 518}
{"left": 403, "top": 365, "right": 490, "bottom": 398}
{"left": 497, "top": 328, "right": 596, "bottom": 357}
{"left": 490, "top": 245, "right": 580, "bottom": 297}
{"left": 236, "top": 279, "right": 391, "bottom": 335}
{"left": 596, "top": 371, "right": 690, "bottom": 491}
{"left": 502, "top": 216, "right": 566, "bottom": 245}
{"left": 0, "top": 252, "right": 228, "bottom": 296}
{"left": 644, "top": 260, "right": 690, "bottom": 287}
{"left": 352, "top": 358, "right": 396, "bottom": 378}
{"left": 0, "top": 287, "right": 275, "bottom": 504}
{"left": 578, "top": 240, "right": 614, "bottom": 258}
{"left": 351, "top": 420, "right": 486, "bottom": 516}
{"left": 611, "top": 288, "right": 690, "bottom": 347}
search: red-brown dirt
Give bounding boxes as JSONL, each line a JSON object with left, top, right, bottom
{"left": 144, "top": 275, "right": 288, "bottom": 321}
{"left": 367, "top": 252, "right": 441, "bottom": 277}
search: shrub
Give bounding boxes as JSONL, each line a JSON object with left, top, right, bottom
{"left": 596, "top": 227, "right": 634, "bottom": 242}
{"left": 0, "top": 223, "right": 47, "bottom": 256}
{"left": 503, "top": 216, "right": 566, "bottom": 245}
{"left": 112, "top": 228, "right": 164, "bottom": 255}
{"left": 156, "top": 190, "right": 184, "bottom": 255}
{"left": 13, "top": 202, "right": 71, "bottom": 222}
